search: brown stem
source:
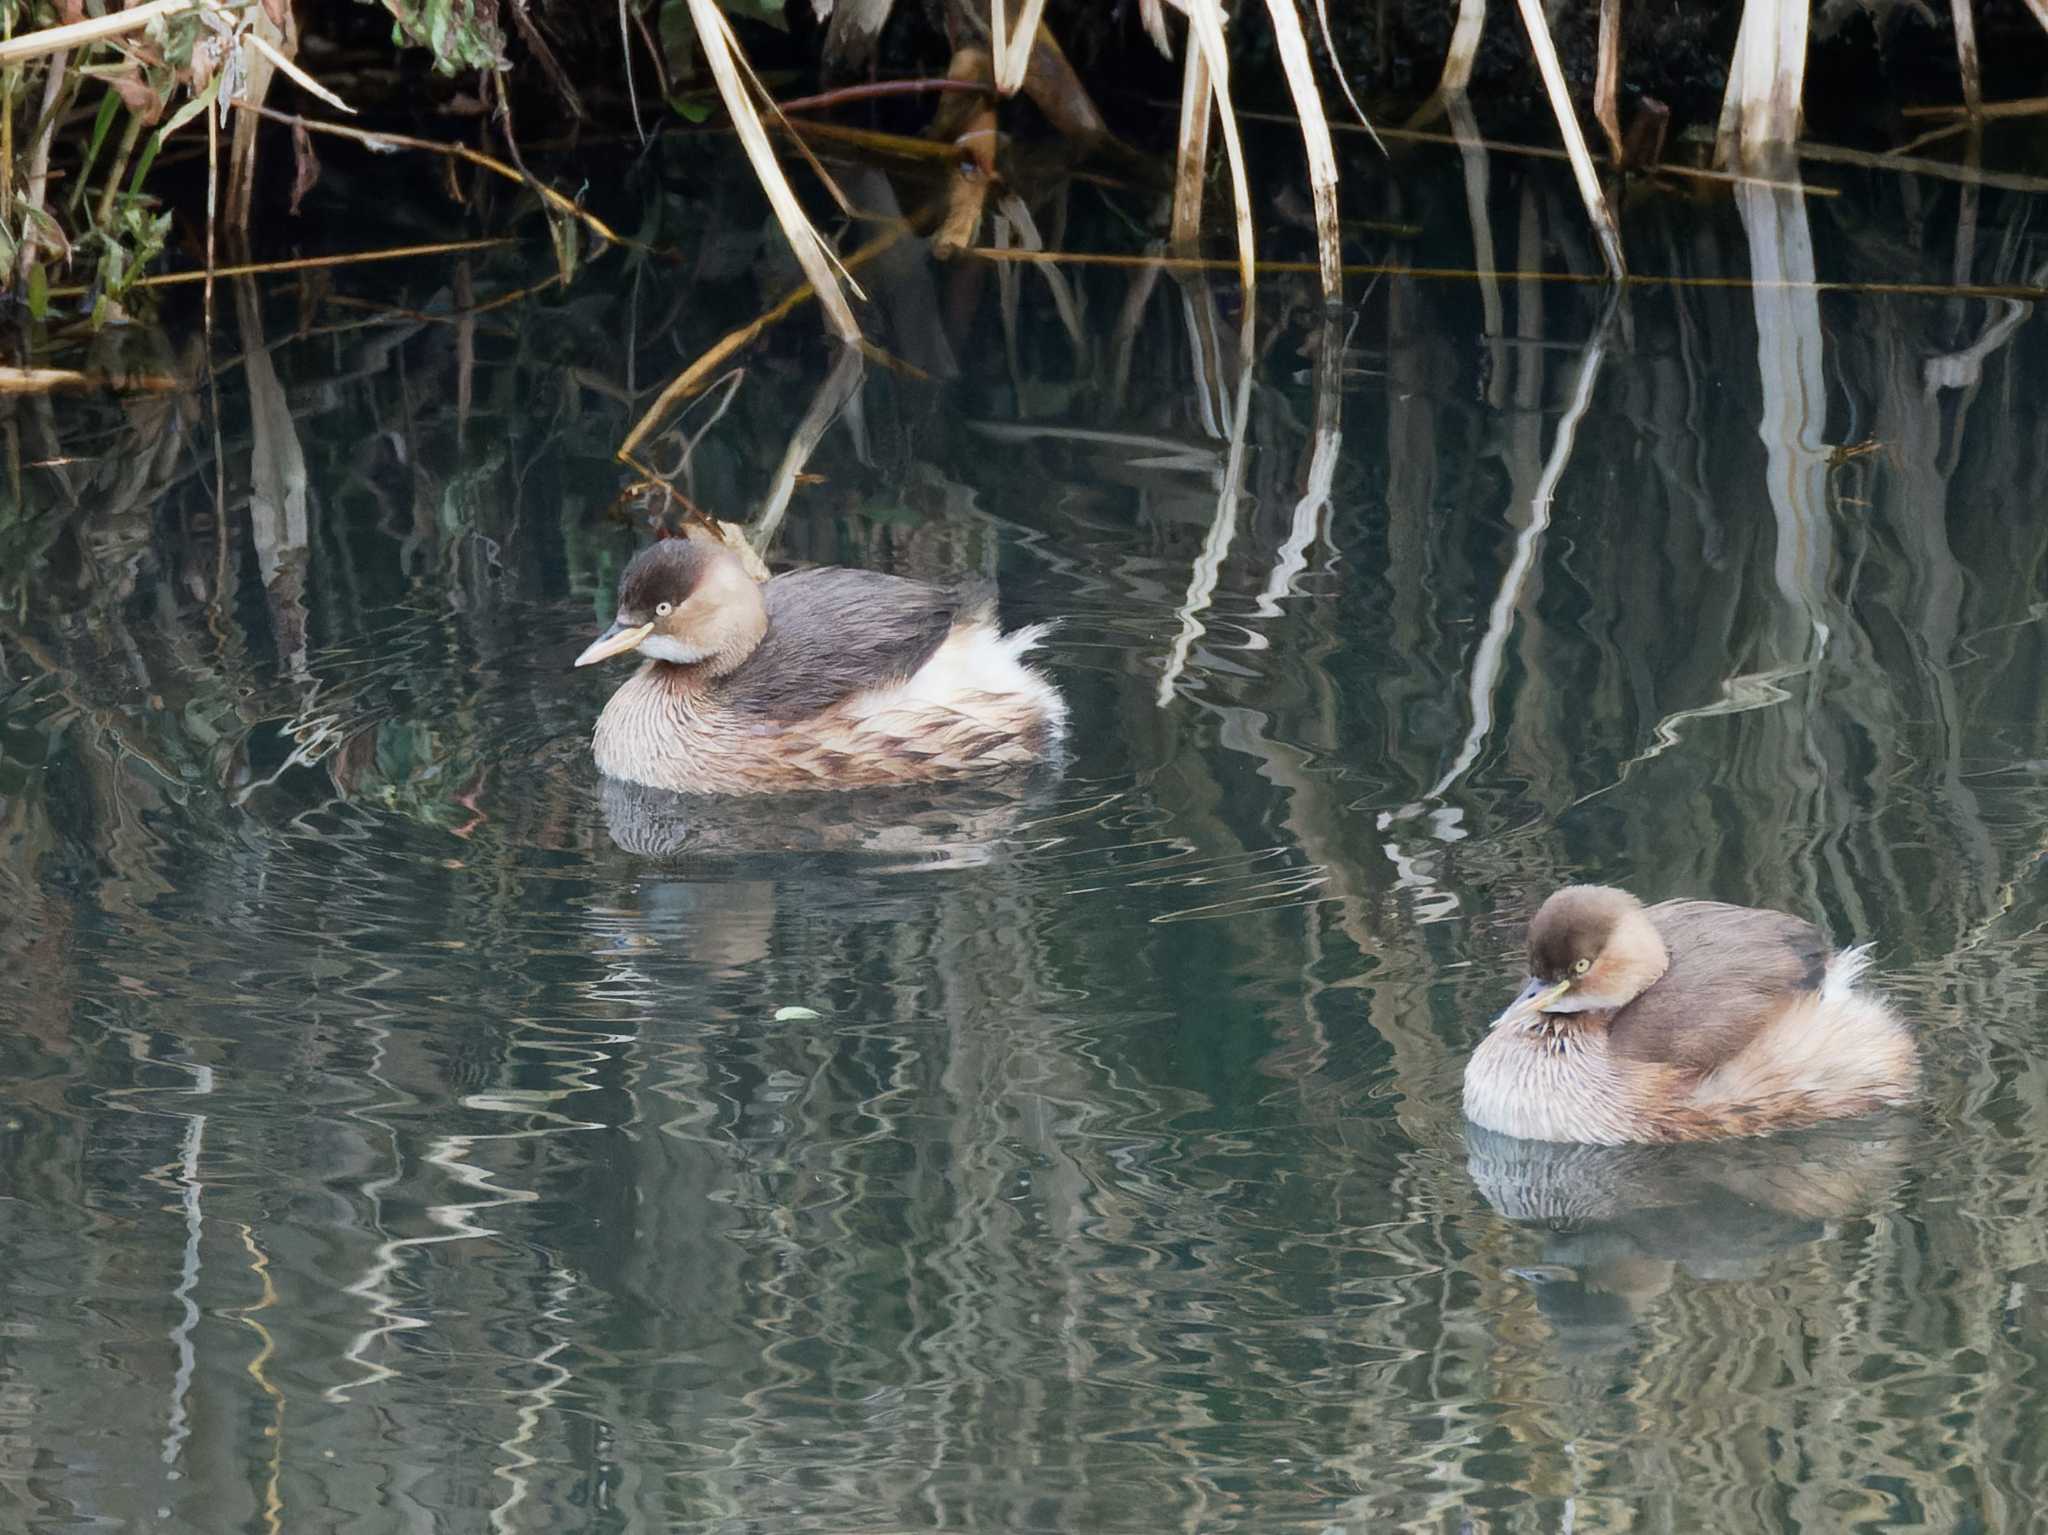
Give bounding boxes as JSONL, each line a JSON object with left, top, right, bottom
{"left": 94, "top": 109, "right": 145, "bottom": 231}
{"left": 17, "top": 46, "right": 69, "bottom": 283}
{"left": 777, "top": 78, "right": 994, "bottom": 114}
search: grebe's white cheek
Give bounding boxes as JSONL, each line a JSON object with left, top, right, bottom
{"left": 639, "top": 634, "right": 711, "bottom": 664}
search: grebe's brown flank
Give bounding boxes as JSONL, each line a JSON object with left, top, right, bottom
{"left": 1464, "top": 885, "right": 1918, "bottom": 1145}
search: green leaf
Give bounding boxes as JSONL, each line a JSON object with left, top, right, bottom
{"left": 25, "top": 263, "right": 47, "bottom": 321}
{"left": 726, "top": 0, "right": 789, "bottom": 30}
{"left": 132, "top": 72, "right": 224, "bottom": 196}
{"left": 659, "top": 0, "right": 698, "bottom": 82}
{"left": 666, "top": 91, "right": 715, "bottom": 123}
{"left": 75, "top": 91, "right": 124, "bottom": 209}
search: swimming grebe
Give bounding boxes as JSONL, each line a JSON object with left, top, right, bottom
{"left": 1463, "top": 885, "right": 1918, "bottom": 1145}
{"left": 574, "top": 536, "right": 1066, "bottom": 794}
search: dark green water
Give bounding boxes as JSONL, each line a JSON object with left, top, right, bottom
{"left": 5, "top": 147, "right": 2048, "bottom": 1531}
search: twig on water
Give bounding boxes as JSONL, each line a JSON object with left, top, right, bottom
{"left": 46, "top": 236, "right": 516, "bottom": 298}
{"left": 778, "top": 79, "right": 994, "bottom": 114}
{"left": 229, "top": 101, "right": 629, "bottom": 249}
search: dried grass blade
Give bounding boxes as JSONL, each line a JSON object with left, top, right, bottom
{"left": 1511, "top": 0, "right": 1626, "bottom": 278}
{"left": 0, "top": 0, "right": 199, "bottom": 63}
{"left": 995, "top": 192, "right": 1085, "bottom": 352}
{"left": 1158, "top": 368, "right": 1254, "bottom": 707}
{"left": 1262, "top": 0, "right": 1342, "bottom": 303}
{"left": 1139, "top": 0, "right": 1173, "bottom": 56}
{"left": 1410, "top": 0, "right": 1486, "bottom": 123}
{"left": 683, "top": 0, "right": 861, "bottom": 342}
{"left": 242, "top": 29, "right": 354, "bottom": 116}
{"left": 1309, "top": 0, "right": 1384, "bottom": 151}
{"left": 991, "top": 0, "right": 1051, "bottom": 95}
{"left": 620, "top": 223, "right": 907, "bottom": 461}
{"left": 753, "top": 346, "right": 865, "bottom": 553}
{"left": 1716, "top": 0, "right": 1808, "bottom": 172}
{"left": 618, "top": 0, "right": 646, "bottom": 143}
{"left": 1949, "top": 0, "right": 1981, "bottom": 117}
{"left": 1178, "top": 0, "right": 1258, "bottom": 358}
{"left": 1594, "top": 0, "right": 1622, "bottom": 161}
{"left": 1169, "top": 37, "right": 1211, "bottom": 247}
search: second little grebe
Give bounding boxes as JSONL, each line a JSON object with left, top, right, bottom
{"left": 1464, "top": 885, "right": 1919, "bottom": 1145}
{"left": 574, "top": 537, "right": 1067, "bottom": 794}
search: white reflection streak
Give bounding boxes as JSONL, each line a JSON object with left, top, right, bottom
{"left": 329, "top": 1001, "right": 615, "bottom": 1404}
{"left": 489, "top": 1267, "right": 576, "bottom": 1534}
{"left": 329, "top": 1131, "right": 545, "bottom": 1402}
{"left": 751, "top": 344, "right": 865, "bottom": 555}
{"left": 1737, "top": 179, "right": 1832, "bottom": 657}
{"left": 1159, "top": 368, "right": 1256, "bottom": 706}
{"left": 160, "top": 1062, "right": 215, "bottom": 1474}
{"left": 1257, "top": 318, "right": 1346, "bottom": 616}
{"left": 1426, "top": 305, "right": 1611, "bottom": 801}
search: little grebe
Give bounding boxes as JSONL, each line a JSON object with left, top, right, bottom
{"left": 574, "top": 537, "right": 1066, "bottom": 794}
{"left": 1464, "top": 885, "right": 1919, "bottom": 1145}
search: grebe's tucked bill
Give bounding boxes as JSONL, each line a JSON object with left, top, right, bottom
{"left": 1464, "top": 885, "right": 1918, "bottom": 1145}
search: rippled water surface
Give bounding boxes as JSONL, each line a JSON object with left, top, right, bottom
{"left": 6, "top": 147, "right": 2048, "bottom": 1532}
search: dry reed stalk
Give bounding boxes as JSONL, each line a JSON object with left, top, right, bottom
{"left": 1445, "top": 98, "right": 1506, "bottom": 406}
{"left": 1409, "top": 0, "right": 1486, "bottom": 124}
{"left": 1595, "top": 0, "right": 1623, "bottom": 163}
{"left": 994, "top": 192, "right": 1084, "bottom": 351}
{"left": 750, "top": 345, "right": 866, "bottom": 555}
{"left": 1511, "top": 0, "right": 1626, "bottom": 278}
{"left": 1261, "top": 0, "right": 1343, "bottom": 305}
{"left": 0, "top": 0, "right": 203, "bottom": 63}
{"left": 1800, "top": 138, "right": 2048, "bottom": 194}
{"left": 15, "top": 45, "right": 68, "bottom": 283}
{"left": 777, "top": 79, "right": 991, "bottom": 113}
{"left": 239, "top": 23, "right": 351, "bottom": 115}
{"left": 1263, "top": 108, "right": 1839, "bottom": 195}
{"left": 1717, "top": 0, "right": 1809, "bottom": 172}
{"left": 0, "top": 367, "right": 182, "bottom": 394}
{"left": 618, "top": 223, "right": 908, "bottom": 464}
{"left": 989, "top": 0, "right": 1051, "bottom": 94}
{"left": 964, "top": 246, "right": 2048, "bottom": 301}
{"left": 1309, "top": 0, "right": 1384, "bottom": 148}
{"left": 232, "top": 102, "right": 625, "bottom": 246}
{"left": 47, "top": 236, "right": 514, "bottom": 296}
{"left": 205, "top": 82, "right": 217, "bottom": 339}
{"left": 681, "top": 0, "right": 861, "bottom": 342}
{"left": 1902, "top": 93, "right": 2048, "bottom": 120}
{"left": 780, "top": 118, "right": 960, "bottom": 162}
{"left": 1174, "top": 0, "right": 1257, "bottom": 361}
{"left": 1168, "top": 36, "right": 1211, "bottom": 249}
{"left": 1949, "top": 0, "right": 1981, "bottom": 118}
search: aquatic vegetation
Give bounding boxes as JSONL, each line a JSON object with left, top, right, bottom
{"left": 0, "top": 0, "right": 2040, "bottom": 315}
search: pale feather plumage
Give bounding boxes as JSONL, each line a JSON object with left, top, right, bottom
{"left": 1465, "top": 886, "right": 1919, "bottom": 1145}
{"left": 581, "top": 538, "right": 1066, "bottom": 795}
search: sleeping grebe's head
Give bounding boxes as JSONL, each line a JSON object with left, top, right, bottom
{"left": 1492, "top": 884, "right": 1672, "bottom": 1031}
{"left": 573, "top": 537, "right": 766, "bottom": 676}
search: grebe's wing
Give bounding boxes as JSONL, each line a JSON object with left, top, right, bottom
{"left": 1608, "top": 901, "right": 1831, "bottom": 1073}
{"left": 726, "top": 567, "right": 960, "bottom": 723}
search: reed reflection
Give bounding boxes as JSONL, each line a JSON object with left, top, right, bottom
{"left": 4, "top": 143, "right": 2048, "bottom": 1532}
